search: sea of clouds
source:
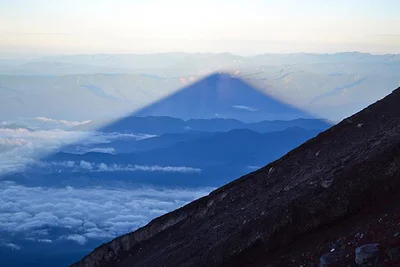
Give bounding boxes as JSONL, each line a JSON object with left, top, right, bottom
{"left": 0, "top": 181, "right": 211, "bottom": 249}
{"left": 0, "top": 125, "right": 210, "bottom": 251}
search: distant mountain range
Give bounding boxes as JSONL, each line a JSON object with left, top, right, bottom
{"left": 55, "top": 127, "right": 319, "bottom": 166}
{"left": 1, "top": 52, "right": 400, "bottom": 121}
{"left": 74, "top": 115, "right": 330, "bottom": 134}
{"left": 3, "top": 52, "right": 400, "bottom": 75}
{"left": 27, "top": 127, "right": 319, "bottom": 188}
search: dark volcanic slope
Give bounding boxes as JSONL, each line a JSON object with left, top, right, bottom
{"left": 72, "top": 87, "right": 400, "bottom": 267}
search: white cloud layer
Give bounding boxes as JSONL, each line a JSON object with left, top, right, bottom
{"left": 65, "top": 234, "right": 88, "bottom": 245}
{"left": 35, "top": 161, "right": 201, "bottom": 174}
{"left": 0, "top": 181, "right": 212, "bottom": 247}
{"left": 1, "top": 242, "right": 21, "bottom": 250}
{"left": 0, "top": 128, "right": 154, "bottom": 175}
{"left": 0, "top": 122, "right": 206, "bottom": 250}
{"left": 232, "top": 105, "right": 258, "bottom": 112}
{"left": 84, "top": 147, "right": 116, "bottom": 154}
{"left": 35, "top": 117, "right": 91, "bottom": 128}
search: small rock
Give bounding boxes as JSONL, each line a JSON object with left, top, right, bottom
{"left": 357, "top": 123, "right": 363, "bottom": 128}
{"left": 355, "top": 243, "right": 379, "bottom": 266}
{"left": 387, "top": 246, "right": 400, "bottom": 260}
{"left": 319, "top": 250, "right": 345, "bottom": 267}
{"left": 320, "top": 180, "right": 333, "bottom": 188}
{"left": 394, "top": 232, "right": 399, "bottom": 237}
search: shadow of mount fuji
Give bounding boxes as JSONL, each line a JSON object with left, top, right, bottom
{"left": 20, "top": 72, "right": 330, "bottom": 188}
{"left": 132, "top": 73, "right": 313, "bottom": 122}
{"left": 4, "top": 72, "right": 332, "bottom": 188}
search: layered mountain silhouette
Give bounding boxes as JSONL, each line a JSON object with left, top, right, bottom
{"left": 29, "top": 127, "right": 318, "bottom": 188}
{"left": 70, "top": 123, "right": 326, "bottom": 154}
{"left": 54, "top": 127, "right": 318, "bottom": 167}
{"left": 72, "top": 87, "right": 400, "bottom": 267}
{"left": 74, "top": 116, "right": 329, "bottom": 135}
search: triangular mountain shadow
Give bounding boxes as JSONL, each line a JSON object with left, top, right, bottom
{"left": 72, "top": 72, "right": 326, "bottom": 134}
{"left": 132, "top": 72, "right": 311, "bottom": 122}
{"left": 1, "top": 72, "right": 330, "bottom": 182}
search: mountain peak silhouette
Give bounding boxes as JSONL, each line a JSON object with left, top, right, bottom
{"left": 134, "top": 73, "right": 311, "bottom": 122}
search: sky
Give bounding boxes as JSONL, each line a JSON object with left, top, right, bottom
{"left": 1, "top": 0, "right": 400, "bottom": 55}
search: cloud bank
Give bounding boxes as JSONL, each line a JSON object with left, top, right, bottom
{"left": 1, "top": 242, "right": 21, "bottom": 251}
{"left": 35, "top": 117, "right": 91, "bottom": 128}
{"left": 0, "top": 128, "right": 154, "bottom": 175}
{"left": 0, "top": 181, "right": 212, "bottom": 247}
{"left": 232, "top": 105, "right": 258, "bottom": 112}
{"left": 35, "top": 161, "right": 201, "bottom": 174}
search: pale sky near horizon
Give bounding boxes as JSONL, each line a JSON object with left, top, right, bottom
{"left": 1, "top": 0, "right": 400, "bottom": 55}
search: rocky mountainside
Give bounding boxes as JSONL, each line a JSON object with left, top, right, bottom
{"left": 71, "top": 87, "right": 400, "bottom": 267}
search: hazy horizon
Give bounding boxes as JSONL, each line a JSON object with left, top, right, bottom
{"left": 1, "top": 0, "right": 400, "bottom": 55}
{"left": 2, "top": 50, "right": 400, "bottom": 59}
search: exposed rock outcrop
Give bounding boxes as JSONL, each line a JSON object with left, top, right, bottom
{"left": 355, "top": 244, "right": 380, "bottom": 266}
